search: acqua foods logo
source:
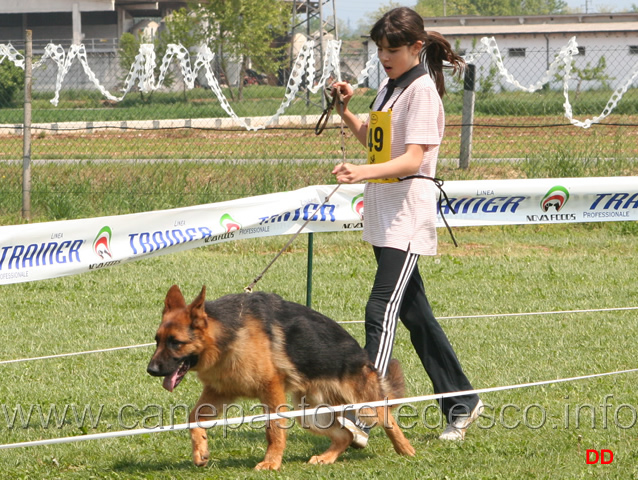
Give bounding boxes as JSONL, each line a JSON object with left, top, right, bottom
{"left": 220, "top": 213, "right": 241, "bottom": 232}
{"left": 93, "top": 226, "right": 113, "bottom": 259}
{"left": 540, "top": 185, "right": 570, "bottom": 212}
{"left": 351, "top": 193, "right": 364, "bottom": 220}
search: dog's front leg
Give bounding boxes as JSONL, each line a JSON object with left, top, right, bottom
{"left": 254, "top": 378, "right": 288, "bottom": 471}
{"left": 189, "top": 425, "right": 209, "bottom": 467}
{"left": 189, "top": 387, "right": 233, "bottom": 467}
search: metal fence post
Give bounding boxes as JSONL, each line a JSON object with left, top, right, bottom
{"left": 22, "top": 30, "right": 32, "bottom": 221}
{"left": 459, "top": 63, "right": 475, "bottom": 170}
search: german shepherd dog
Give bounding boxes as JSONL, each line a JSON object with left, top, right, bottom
{"left": 147, "top": 285, "right": 415, "bottom": 470}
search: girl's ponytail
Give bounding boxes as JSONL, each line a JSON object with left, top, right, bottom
{"left": 422, "top": 31, "right": 465, "bottom": 98}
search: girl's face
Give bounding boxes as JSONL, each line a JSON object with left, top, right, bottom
{"left": 376, "top": 36, "right": 423, "bottom": 80}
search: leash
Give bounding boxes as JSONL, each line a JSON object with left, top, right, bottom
{"left": 245, "top": 89, "right": 347, "bottom": 293}
{"left": 245, "top": 89, "right": 458, "bottom": 292}
{"left": 399, "top": 175, "right": 459, "bottom": 247}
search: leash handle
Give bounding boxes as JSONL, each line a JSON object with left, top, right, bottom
{"left": 314, "top": 88, "right": 345, "bottom": 136}
{"left": 314, "top": 88, "right": 335, "bottom": 135}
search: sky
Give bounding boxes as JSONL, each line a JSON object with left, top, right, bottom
{"left": 334, "top": 0, "right": 637, "bottom": 28}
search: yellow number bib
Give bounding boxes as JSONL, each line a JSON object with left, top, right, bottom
{"left": 367, "top": 109, "right": 398, "bottom": 183}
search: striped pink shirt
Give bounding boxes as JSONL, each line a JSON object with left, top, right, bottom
{"left": 362, "top": 73, "right": 444, "bottom": 256}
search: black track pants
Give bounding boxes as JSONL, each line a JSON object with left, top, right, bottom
{"left": 364, "top": 246, "right": 479, "bottom": 421}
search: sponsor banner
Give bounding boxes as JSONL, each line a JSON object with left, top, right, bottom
{"left": 441, "top": 176, "right": 638, "bottom": 226}
{"left": 0, "top": 177, "right": 636, "bottom": 285}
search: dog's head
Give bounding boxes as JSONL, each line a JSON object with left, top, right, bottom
{"left": 147, "top": 284, "right": 209, "bottom": 392}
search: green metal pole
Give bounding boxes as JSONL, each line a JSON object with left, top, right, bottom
{"left": 306, "top": 233, "right": 313, "bottom": 307}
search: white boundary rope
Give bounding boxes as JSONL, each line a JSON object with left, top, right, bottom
{"left": 1, "top": 306, "right": 636, "bottom": 366}
{"left": 1, "top": 366, "right": 637, "bottom": 450}
{"left": 0, "top": 343, "right": 154, "bottom": 365}
{"left": 342, "top": 306, "right": 638, "bottom": 324}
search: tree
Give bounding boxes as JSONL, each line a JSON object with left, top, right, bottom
{"left": 356, "top": 1, "right": 403, "bottom": 35}
{"left": 194, "top": 0, "right": 289, "bottom": 101}
{"left": 415, "top": 0, "right": 567, "bottom": 17}
{"left": 161, "top": 7, "right": 204, "bottom": 51}
{"left": 0, "top": 56, "right": 24, "bottom": 107}
{"left": 554, "top": 56, "right": 614, "bottom": 99}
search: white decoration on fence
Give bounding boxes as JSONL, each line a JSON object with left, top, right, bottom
{"left": 0, "top": 43, "right": 24, "bottom": 68}
{"left": 193, "top": 39, "right": 344, "bottom": 130}
{"left": 26, "top": 38, "right": 343, "bottom": 131}
{"left": 1, "top": 37, "right": 637, "bottom": 130}
{"left": 465, "top": 36, "right": 578, "bottom": 93}
{"left": 0, "top": 39, "right": 347, "bottom": 131}
{"left": 353, "top": 49, "right": 380, "bottom": 89}
{"left": 465, "top": 36, "right": 638, "bottom": 129}
{"left": 562, "top": 55, "right": 638, "bottom": 129}
{"left": 33, "top": 42, "right": 217, "bottom": 106}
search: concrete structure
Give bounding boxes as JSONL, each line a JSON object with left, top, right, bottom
{"left": 0, "top": 1, "right": 187, "bottom": 51}
{"left": 365, "top": 13, "right": 638, "bottom": 91}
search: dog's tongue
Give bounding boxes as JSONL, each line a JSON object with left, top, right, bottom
{"left": 162, "top": 361, "right": 189, "bottom": 392}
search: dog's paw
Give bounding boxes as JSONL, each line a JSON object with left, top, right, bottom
{"left": 396, "top": 441, "right": 416, "bottom": 457}
{"left": 192, "top": 442, "right": 210, "bottom": 467}
{"left": 191, "top": 430, "right": 210, "bottom": 467}
{"left": 308, "top": 454, "right": 337, "bottom": 465}
{"left": 254, "top": 460, "right": 281, "bottom": 471}
{"left": 192, "top": 450, "right": 210, "bottom": 467}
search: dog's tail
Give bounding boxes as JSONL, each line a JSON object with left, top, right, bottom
{"left": 384, "top": 359, "right": 406, "bottom": 400}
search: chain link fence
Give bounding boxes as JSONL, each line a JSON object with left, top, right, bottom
{"left": 0, "top": 39, "right": 637, "bottom": 221}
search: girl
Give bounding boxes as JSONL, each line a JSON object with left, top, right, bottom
{"left": 332, "top": 7, "right": 482, "bottom": 444}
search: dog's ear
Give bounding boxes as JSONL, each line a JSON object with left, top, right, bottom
{"left": 193, "top": 285, "right": 206, "bottom": 306}
{"left": 164, "top": 284, "right": 187, "bottom": 313}
{"left": 189, "top": 285, "right": 208, "bottom": 330}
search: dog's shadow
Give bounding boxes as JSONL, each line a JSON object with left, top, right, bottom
{"left": 111, "top": 430, "right": 376, "bottom": 473}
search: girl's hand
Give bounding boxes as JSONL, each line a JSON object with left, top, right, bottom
{"left": 332, "top": 162, "right": 366, "bottom": 184}
{"left": 331, "top": 82, "right": 354, "bottom": 113}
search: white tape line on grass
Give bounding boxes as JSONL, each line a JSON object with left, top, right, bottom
{"left": 1, "top": 306, "right": 637, "bottom": 365}
{"left": 339, "top": 306, "right": 638, "bottom": 324}
{"left": 0, "top": 343, "right": 155, "bottom": 365}
{"left": 441, "top": 306, "right": 638, "bottom": 320}
{"left": 1, "top": 366, "right": 637, "bottom": 451}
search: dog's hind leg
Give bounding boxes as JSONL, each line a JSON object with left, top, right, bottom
{"left": 293, "top": 393, "right": 353, "bottom": 465}
{"left": 254, "top": 377, "right": 289, "bottom": 471}
{"left": 307, "top": 417, "right": 354, "bottom": 465}
{"left": 188, "top": 386, "right": 235, "bottom": 467}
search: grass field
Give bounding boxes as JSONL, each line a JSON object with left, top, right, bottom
{"left": 0, "top": 147, "right": 636, "bottom": 225}
{"left": 1, "top": 222, "right": 637, "bottom": 479}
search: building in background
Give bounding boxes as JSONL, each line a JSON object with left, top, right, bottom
{"left": 364, "top": 13, "right": 638, "bottom": 91}
{"left": 0, "top": 1, "right": 187, "bottom": 51}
